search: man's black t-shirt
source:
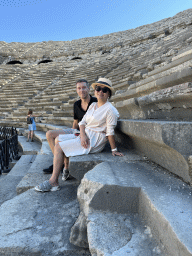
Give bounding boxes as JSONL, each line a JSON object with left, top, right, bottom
{"left": 74, "top": 95, "right": 97, "bottom": 123}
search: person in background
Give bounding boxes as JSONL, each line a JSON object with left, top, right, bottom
{"left": 35, "top": 78, "right": 123, "bottom": 192}
{"left": 26, "top": 109, "right": 37, "bottom": 142}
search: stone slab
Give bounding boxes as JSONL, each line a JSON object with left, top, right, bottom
{"left": 72, "top": 161, "right": 192, "bottom": 256}
{"left": 16, "top": 154, "right": 53, "bottom": 194}
{"left": 117, "top": 119, "right": 192, "bottom": 184}
{"left": 69, "top": 146, "right": 143, "bottom": 180}
{"left": 0, "top": 175, "right": 22, "bottom": 206}
{"left": 8, "top": 155, "right": 35, "bottom": 177}
{"left": 88, "top": 211, "right": 164, "bottom": 256}
{"left": 0, "top": 155, "right": 35, "bottom": 205}
{"left": 116, "top": 82, "right": 192, "bottom": 121}
{"left": 113, "top": 67, "right": 192, "bottom": 102}
{"left": 0, "top": 187, "right": 90, "bottom": 256}
{"left": 18, "top": 136, "right": 41, "bottom": 155}
{"left": 39, "top": 141, "right": 52, "bottom": 155}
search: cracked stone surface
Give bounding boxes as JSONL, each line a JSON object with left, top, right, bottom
{"left": 0, "top": 186, "right": 90, "bottom": 256}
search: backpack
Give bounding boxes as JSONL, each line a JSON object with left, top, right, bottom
{"left": 27, "top": 116, "right": 32, "bottom": 124}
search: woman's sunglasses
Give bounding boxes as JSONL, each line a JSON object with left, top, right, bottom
{"left": 95, "top": 85, "right": 110, "bottom": 93}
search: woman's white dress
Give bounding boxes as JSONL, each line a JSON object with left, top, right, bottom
{"left": 58, "top": 102, "right": 119, "bottom": 157}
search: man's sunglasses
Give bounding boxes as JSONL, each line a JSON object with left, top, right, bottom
{"left": 95, "top": 85, "right": 110, "bottom": 93}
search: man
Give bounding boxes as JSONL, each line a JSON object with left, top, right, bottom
{"left": 43, "top": 79, "right": 97, "bottom": 175}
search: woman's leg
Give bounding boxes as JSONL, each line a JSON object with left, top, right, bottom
{"left": 30, "top": 130, "right": 33, "bottom": 140}
{"left": 49, "top": 142, "right": 64, "bottom": 186}
{"left": 46, "top": 129, "right": 73, "bottom": 155}
{"left": 55, "top": 136, "right": 67, "bottom": 166}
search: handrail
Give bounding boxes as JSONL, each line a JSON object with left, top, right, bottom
{"left": 0, "top": 127, "right": 19, "bottom": 174}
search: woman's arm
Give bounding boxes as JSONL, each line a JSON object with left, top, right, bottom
{"left": 79, "top": 125, "right": 89, "bottom": 149}
{"left": 108, "top": 136, "right": 124, "bottom": 156}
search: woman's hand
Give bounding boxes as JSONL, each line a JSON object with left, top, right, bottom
{"left": 112, "top": 151, "right": 124, "bottom": 157}
{"left": 80, "top": 134, "right": 89, "bottom": 149}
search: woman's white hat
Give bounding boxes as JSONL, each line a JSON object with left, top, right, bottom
{"left": 91, "top": 77, "right": 114, "bottom": 92}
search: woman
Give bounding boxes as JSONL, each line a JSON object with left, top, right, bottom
{"left": 35, "top": 78, "right": 123, "bottom": 192}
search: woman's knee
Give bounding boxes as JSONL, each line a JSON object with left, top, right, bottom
{"left": 55, "top": 136, "right": 60, "bottom": 145}
{"left": 46, "top": 130, "right": 53, "bottom": 140}
{"left": 55, "top": 142, "right": 62, "bottom": 154}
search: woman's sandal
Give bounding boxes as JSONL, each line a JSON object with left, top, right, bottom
{"left": 35, "top": 180, "right": 60, "bottom": 192}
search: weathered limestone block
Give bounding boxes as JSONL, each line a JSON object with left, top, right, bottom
{"left": 112, "top": 66, "right": 192, "bottom": 103}
{"left": 70, "top": 161, "right": 192, "bottom": 255}
{"left": 70, "top": 163, "right": 112, "bottom": 248}
{"left": 116, "top": 82, "right": 192, "bottom": 121}
{"left": 70, "top": 211, "right": 89, "bottom": 248}
{"left": 117, "top": 119, "right": 192, "bottom": 184}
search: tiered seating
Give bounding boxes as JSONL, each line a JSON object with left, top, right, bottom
{"left": 112, "top": 48, "right": 192, "bottom": 184}
{"left": 0, "top": 9, "right": 192, "bottom": 255}
{"left": 0, "top": 9, "right": 191, "bottom": 183}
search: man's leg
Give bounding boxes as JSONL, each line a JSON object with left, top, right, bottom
{"left": 55, "top": 136, "right": 70, "bottom": 181}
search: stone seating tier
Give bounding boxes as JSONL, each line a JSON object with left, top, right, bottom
{"left": 112, "top": 66, "right": 192, "bottom": 103}
{"left": 0, "top": 10, "right": 192, "bottom": 182}
{"left": 0, "top": 126, "right": 191, "bottom": 255}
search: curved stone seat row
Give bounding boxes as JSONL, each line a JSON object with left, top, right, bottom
{"left": 0, "top": 9, "right": 192, "bottom": 187}
{"left": 10, "top": 124, "right": 191, "bottom": 255}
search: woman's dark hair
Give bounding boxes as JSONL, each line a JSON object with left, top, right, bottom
{"left": 108, "top": 89, "right": 112, "bottom": 99}
{"left": 28, "top": 109, "right": 33, "bottom": 115}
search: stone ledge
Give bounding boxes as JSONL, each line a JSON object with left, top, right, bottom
{"left": 113, "top": 66, "right": 192, "bottom": 103}
{"left": 18, "top": 136, "right": 41, "bottom": 155}
{"left": 35, "top": 122, "right": 68, "bottom": 132}
{"left": 70, "top": 161, "right": 192, "bottom": 256}
{"left": 117, "top": 119, "right": 192, "bottom": 184}
{"left": 116, "top": 82, "right": 192, "bottom": 120}
{"left": 69, "top": 146, "right": 143, "bottom": 180}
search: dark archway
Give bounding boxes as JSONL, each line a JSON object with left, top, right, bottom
{"left": 38, "top": 60, "right": 53, "bottom": 64}
{"left": 71, "top": 57, "right": 82, "bottom": 60}
{"left": 102, "top": 50, "right": 111, "bottom": 54}
{"left": 7, "top": 60, "right": 23, "bottom": 64}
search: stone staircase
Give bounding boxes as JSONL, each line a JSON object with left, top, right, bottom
{"left": 0, "top": 126, "right": 191, "bottom": 255}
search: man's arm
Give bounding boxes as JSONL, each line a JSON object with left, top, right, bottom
{"left": 72, "top": 119, "right": 79, "bottom": 129}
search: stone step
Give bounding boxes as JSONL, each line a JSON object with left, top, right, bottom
{"left": 70, "top": 160, "right": 192, "bottom": 256}
{"left": 0, "top": 129, "right": 90, "bottom": 256}
{"left": 112, "top": 66, "right": 192, "bottom": 103}
{"left": 52, "top": 109, "right": 73, "bottom": 117}
{"left": 0, "top": 155, "right": 37, "bottom": 206}
{"left": 0, "top": 132, "right": 90, "bottom": 256}
{"left": 116, "top": 82, "right": 192, "bottom": 121}
{"left": 116, "top": 119, "right": 192, "bottom": 185}
{"left": 0, "top": 184, "right": 90, "bottom": 256}
{"left": 41, "top": 116, "right": 73, "bottom": 126}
